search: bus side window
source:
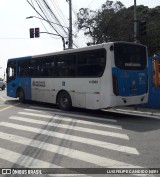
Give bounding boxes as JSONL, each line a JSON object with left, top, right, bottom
{"left": 49, "top": 60, "right": 55, "bottom": 77}
{"left": 77, "top": 49, "right": 106, "bottom": 77}
{"left": 55, "top": 54, "right": 76, "bottom": 77}
{"left": 28, "top": 59, "right": 40, "bottom": 77}
{"left": 37, "top": 57, "right": 55, "bottom": 77}
{"left": 18, "top": 60, "right": 28, "bottom": 77}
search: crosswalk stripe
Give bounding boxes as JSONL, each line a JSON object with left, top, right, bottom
{"left": 29, "top": 106, "right": 118, "bottom": 123}
{"left": 17, "top": 113, "right": 123, "bottom": 134}
{"left": 29, "top": 106, "right": 62, "bottom": 113}
{"left": 24, "top": 108, "right": 45, "bottom": 113}
{"left": 0, "top": 147, "right": 61, "bottom": 168}
{"left": 0, "top": 106, "right": 152, "bottom": 177}
{"left": 0, "top": 132, "right": 141, "bottom": 168}
{"left": 48, "top": 175, "right": 88, "bottom": 177}
{"left": 9, "top": 116, "right": 138, "bottom": 154}
{"left": 24, "top": 109, "right": 122, "bottom": 129}
{"left": 19, "top": 112, "right": 53, "bottom": 118}
{"left": 54, "top": 115, "right": 121, "bottom": 129}
{"left": 8, "top": 115, "right": 128, "bottom": 140}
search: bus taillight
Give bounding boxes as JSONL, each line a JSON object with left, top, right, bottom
{"left": 112, "top": 74, "right": 119, "bottom": 96}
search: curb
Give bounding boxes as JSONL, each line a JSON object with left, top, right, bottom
{"left": 103, "top": 107, "right": 160, "bottom": 119}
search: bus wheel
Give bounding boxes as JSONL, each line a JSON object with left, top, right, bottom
{"left": 1, "top": 85, "right": 5, "bottom": 90}
{"left": 57, "top": 91, "right": 72, "bottom": 111}
{"left": 18, "top": 89, "right": 25, "bottom": 103}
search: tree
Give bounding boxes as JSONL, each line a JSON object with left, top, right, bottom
{"left": 76, "top": 1, "right": 126, "bottom": 44}
{"left": 76, "top": 0, "right": 160, "bottom": 56}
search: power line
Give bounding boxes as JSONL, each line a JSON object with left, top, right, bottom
{"left": 42, "top": 0, "right": 68, "bottom": 35}
{"left": 86, "top": 0, "right": 97, "bottom": 8}
{"left": 50, "top": 0, "right": 68, "bottom": 28}
{"left": 26, "top": 0, "right": 82, "bottom": 48}
{"left": 32, "top": 0, "right": 57, "bottom": 38}
{"left": 26, "top": 0, "right": 65, "bottom": 38}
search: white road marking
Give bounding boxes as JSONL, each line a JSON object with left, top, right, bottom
{"left": 24, "top": 109, "right": 122, "bottom": 129}
{"left": 0, "top": 106, "right": 152, "bottom": 177}
{"left": 0, "top": 103, "right": 21, "bottom": 112}
{"left": 10, "top": 115, "right": 128, "bottom": 140}
{"left": 0, "top": 132, "right": 140, "bottom": 168}
{"left": 19, "top": 112, "right": 53, "bottom": 118}
{"left": 0, "top": 96, "right": 6, "bottom": 101}
{"left": 116, "top": 109, "right": 152, "bottom": 115}
{"left": 29, "top": 106, "right": 118, "bottom": 123}
{"left": 0, "top": 147, "right": 61, "bottom": 168}
{"left": 9, "top": 116, "right": 138, "bottom": 154}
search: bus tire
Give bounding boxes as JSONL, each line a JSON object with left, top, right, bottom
{"left": 17, "top": 89, "right": 25, "bottom": 103}
{"left": 57, "top": 91, "right": 72, "bottom": 111}
{"left": 1, "top": 85, "right": 5, "bottom": 90}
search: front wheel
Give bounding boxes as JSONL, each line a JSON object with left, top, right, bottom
{"left": 1, "top": 85, "right": 5, "bottom": 90}
{"left": 18, "top": 89, "right": 25, "bottom": 103}
{"left": 57, "top": 91, "right": 72, "bottom": 111}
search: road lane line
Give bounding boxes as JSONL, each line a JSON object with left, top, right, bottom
{"left": 11, "top": 115, "right": 128, "bottom": 140}
{"left": 19, "top": 112, "right": 53, "bottom": 118}
{"left": 1, "top": 120, "right": 136, "bottom": 155}
{"left": 10, "top": 116, "right": 138, "bottom": 154}
{"left": 0, "top": 147, "right": 62, "bottom": 168}
{"left": 51, "top": 115, "right": 121, "bottom": 129}
{"left": 23, "top": 110, "right": 122, "bottom": 129}
{"left": 0, "top": 96, "right": 6, "bottom": 101}
{"left": 0, "top": 103, "right": 21, "bottom": 112}
{"left": 29, "top": 106, "right": 118, "bottom": 123}
{"left": 24, "top": 108, "right": 45, "bottom": 113}
{"left": 0, "top": 132, "right": 141, "bottom": 168}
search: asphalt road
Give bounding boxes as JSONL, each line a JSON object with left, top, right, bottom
{"left": 0, "top": 90, "right": 160, "bottom": 177}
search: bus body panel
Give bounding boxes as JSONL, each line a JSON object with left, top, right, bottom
{"left": 109, "top": 93, "right": 148, "bottom": 107}
{"left": 31, "top": 77, "right": 101, "bottom": 109}
{"left": 6, "top": 42, "right": 148, "bottom": 110}
{"left": 7, "top": 78, "right": 32, "bottom": 100}
{"left": 99, "top": 50, "right": 113, "bottom": 108}
{"left": 112, "top": 68, "right": 148, "bottom": 96}
{"left": 7, "top": 79, "right": 17, "bottom": 98}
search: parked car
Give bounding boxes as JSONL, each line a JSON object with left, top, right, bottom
{"left": 0, "top": 78, "right": 5, "bottom": 90}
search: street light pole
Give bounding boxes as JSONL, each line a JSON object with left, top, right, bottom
{"left": 68, "top": 0, "right": 73, "bottom": 49}
{"left": 134, "top": 0, "right": 137, "bottom": 40}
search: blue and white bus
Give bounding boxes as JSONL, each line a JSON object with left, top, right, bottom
{"left": 6, "top": 42, "right": 148, "bottom": 110}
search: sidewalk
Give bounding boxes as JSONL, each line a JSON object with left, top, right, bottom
{"left": 106, "top": 106, "right": 160, "bottom": 119}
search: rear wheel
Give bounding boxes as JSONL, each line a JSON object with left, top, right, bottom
{"left": 57, "top": 91, "right": 72, "bottom": 111}
{"left": 18, "top": 89, "right": 25, "bottom": 103}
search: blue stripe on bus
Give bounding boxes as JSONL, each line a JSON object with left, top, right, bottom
{"left": 7, "top": 78, "right": 32, "bottom": 100}
{"left": 112, "top": 68, "right": 148, "bottom": 96}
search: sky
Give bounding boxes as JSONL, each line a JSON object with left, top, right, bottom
{"left": 0, "top": 0, "right": 160, "bottom": 78}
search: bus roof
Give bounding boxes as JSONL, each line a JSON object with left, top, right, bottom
{"left": 7, "top": 41, "right": 146, "bottom": 61}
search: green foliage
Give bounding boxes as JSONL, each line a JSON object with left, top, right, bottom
{"left": 76, "top": 0, "right": 160, "bottom": 56}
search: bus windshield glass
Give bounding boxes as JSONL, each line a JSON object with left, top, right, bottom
{"left": 114, "top": 43, "right": 147, "bottom": 70}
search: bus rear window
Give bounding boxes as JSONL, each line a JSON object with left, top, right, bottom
{"left": 114, "top": 43, "right": 147, "bottom": 70}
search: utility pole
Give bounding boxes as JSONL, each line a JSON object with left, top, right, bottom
{"left": 68, "top": 0, "right": 73, "bottom": 49}
{"left": 134, "top": 0, "right": 137, "bottom": 40}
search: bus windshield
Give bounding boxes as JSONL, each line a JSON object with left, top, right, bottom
{"left": 114, "top": 43, "right": 147, "bottom": 70}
